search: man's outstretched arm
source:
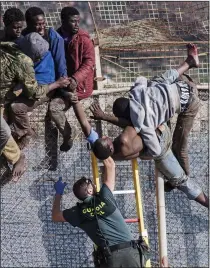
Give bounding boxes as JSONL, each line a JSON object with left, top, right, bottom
{"left": 102, "top": 157, "right": 116, "bottom": 192}
{"left": 52, "top": 177, "right": 67, "bottom": 222}
{"left": 73, "top": 101, "right": 92, "bottom": 138}
{"left": 68, "top": 93, "right": 99, "bottom": 144}
{"left": 90, "top": 103, "right": 132, "bottom": 129}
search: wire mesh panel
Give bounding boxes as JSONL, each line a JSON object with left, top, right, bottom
{"left": 0, "top": 1, "right": 209, "bottom": 268}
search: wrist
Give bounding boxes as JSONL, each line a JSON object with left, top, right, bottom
{"left": 72, "top": 76, "right": 78, "bottom": 85}
{"left": 101, "top": 113, "right": 109, "bottom": 120}
{"left": 55, "top": 193, "right": 63, "bottom": 197}
{"left": 54, "top": 81, "right": 60, "bottom": 89}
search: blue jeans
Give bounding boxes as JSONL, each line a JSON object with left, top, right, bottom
{"left": 149, "top": 71, "right": 200, "bottom": 175}
{"left": 154, "top": 124, "right": 202, "bottom": 200}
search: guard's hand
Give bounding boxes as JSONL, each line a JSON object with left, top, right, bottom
{"left": 56, "top": 77, "right": 70, "bottom": 88}
{"left": 90, "top": 103, "right": 105, "bottom": 120}
{"left": 67, "top": 77, "right": 77, "bottom": 92}
{"left": 54, "top": 177, "right": 67, "bottom": 195}
{"left": 103, "top": 156, "right": 115, "bottom": 169}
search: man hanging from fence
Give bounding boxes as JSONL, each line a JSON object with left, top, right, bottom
{"left": 90, "top": 43, "right": 200, "bottom": 177}
{"left": 52, "top": 156, "right": 149, "bottom": 268}
{"left": 64, "top": 43, "right": 208, "bottom": 208}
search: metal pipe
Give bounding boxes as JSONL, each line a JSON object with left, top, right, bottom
{"left": 113, "top": 190, "right": 135, "bottom": 195}
{"left": 155, "top": 168, "right": 168, "bottom": 267}
{"left": 92, "top": 84, "right": 209, "bottom": 95}
{"left": 102, "top": 52, "right": 208, "bottom": 60}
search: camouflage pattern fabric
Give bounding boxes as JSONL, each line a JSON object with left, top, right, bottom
{"left": 0, "top": 42, "right": 49, "bottom": 105}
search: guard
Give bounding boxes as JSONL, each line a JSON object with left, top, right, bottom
{"left": 52, "top": 157, "right": 150, "bottom": 267}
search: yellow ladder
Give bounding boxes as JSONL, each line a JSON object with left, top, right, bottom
{"left": 91, "top": 153, "right": 151, "bottom": 267}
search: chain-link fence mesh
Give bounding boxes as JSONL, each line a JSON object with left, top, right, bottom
{"left": 0, "top": 1, "right": 209, "bottom": 268}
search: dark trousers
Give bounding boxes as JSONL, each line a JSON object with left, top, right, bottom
{"left": 172, "top": 81, "right": 200, "bottom": 175}
{"left": 8, "top": 95, "right": 72, "bottom": 141}
{"left": 97, "top": 247, "right": 142, "bottom": 268}
{"left": 48, "top": 97, "right": 72, "bottom": 142}
{"left": 8, "top": 96, "right": 49, "bottom": 138}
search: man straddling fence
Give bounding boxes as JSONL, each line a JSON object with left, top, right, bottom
{"left": 52, "top": 157, "right": 149, "bottom": 268}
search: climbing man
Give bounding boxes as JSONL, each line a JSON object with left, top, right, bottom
{"left": 52, "top": 157, "right": 149, "bottom": 267}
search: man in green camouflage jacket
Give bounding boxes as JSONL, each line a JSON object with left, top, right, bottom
{"left": 0, "top": 41, "right": 70, "bottom": 148}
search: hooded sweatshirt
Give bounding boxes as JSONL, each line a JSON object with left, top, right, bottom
{"left": 129, "top": 69, "right": 181, "bottom": 158}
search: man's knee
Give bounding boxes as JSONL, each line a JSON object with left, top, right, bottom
{"left": 177, "top": 177, "right": 202, "bottom": 200}
{"left": 49, "top": 98, "right": 66, "bottom": 114}
{"left": 2, "top": 136, "right": 21, "bottom": 165}
{"left": 10, "top": 102, "right": 26, "bottom": 114}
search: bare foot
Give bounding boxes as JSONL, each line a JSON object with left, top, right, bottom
{"left": 12, "top": 152, "right": 26, "bottom": 182}
{"left": 186, "top": 43, "right": 199, "bottom": 68}
{"left": 161, "top": 256, "right": 170, "bottom": 267}
{"left": 17, "top": 129, "right": 36, "bottom": 150}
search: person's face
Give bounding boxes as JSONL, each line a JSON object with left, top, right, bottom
{"left": 87, "top": 182, "right": 97, "bottom": 196}
{"left": 62, "top": 15, "right": 80, "bottom": 34}
{"left": 30, "top": 15, "right": 46, "bottom": 36}
{"left": 6, "top": 21, "right": 24, "bottom": 40}
{"left": 102, "top": 136, "right": 114, "bottom": 155}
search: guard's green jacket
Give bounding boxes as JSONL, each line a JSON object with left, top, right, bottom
{"left": 0, "top": 42, "right": 49, "bottom": 105}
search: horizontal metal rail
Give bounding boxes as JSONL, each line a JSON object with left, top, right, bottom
{"left": 92, "top": 84, "right": 208, "bottom": 95}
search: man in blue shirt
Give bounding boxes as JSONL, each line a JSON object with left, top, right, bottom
{"left": 22, "top": 7, "right": 75, "bottom": 151}
{"left": 52, "top": 157, "right": 147, "bottom": 267}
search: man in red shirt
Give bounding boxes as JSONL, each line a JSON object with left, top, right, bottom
{"left": 49, "top": 7, "right": 95, "bottom": 152}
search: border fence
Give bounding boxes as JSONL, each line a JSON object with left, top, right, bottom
{"left": 0, "top": 1, "right": 209, "bottom": 267}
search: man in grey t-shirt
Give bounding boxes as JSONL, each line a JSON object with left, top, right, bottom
{"left": 90, "top": 43, "right": 200, "bottom": 176}
{"left": 52, "top": 157, "right": 148, "bottom": 267}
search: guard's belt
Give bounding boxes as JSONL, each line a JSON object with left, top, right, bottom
{"left": 108, "top": 241, "right": 137, "bottom": 252}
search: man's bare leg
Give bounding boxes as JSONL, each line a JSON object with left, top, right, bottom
{"left": 194, "top": 192, "right": 209, "bottom": 208}
{"left": 177, "top": 43, "right": 200, "bottom": 75}
{"left": 12, "top": 152, "right": 26, "bottom": 182}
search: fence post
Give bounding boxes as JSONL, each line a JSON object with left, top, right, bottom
{"left": 155, "top": 168, "right": 168, "bottom": 267}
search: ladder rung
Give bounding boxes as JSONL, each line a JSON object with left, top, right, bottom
{"left": 125, "top": 218, "right": 139, "bottom": 223}
{"left": 97, "top": 161, "right": 130, "bottom": 167}
{"left": 113, "top": 190, "right": 135, "bottom": 195}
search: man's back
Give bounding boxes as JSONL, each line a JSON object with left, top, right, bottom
{"left": 63, "top": 184, "right": 133, "bottom": 247}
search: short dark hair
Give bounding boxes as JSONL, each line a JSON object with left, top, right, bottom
{"left": 3, "top": 8, "right": 25, "bottom": 26}
{"left": 25, "top": 7, "right": 45, "bottom": 24}
{"left": 73, "top": 177, "right": 91, "bottom": 201}
{"left": 113, "top": 97, "right": 130, "bottom": 120}
{"left": 92, "top": 138, "right": 112, "bottom": 160}
{"left": 61, "top": 7, "right": 80, "bottom": 21}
